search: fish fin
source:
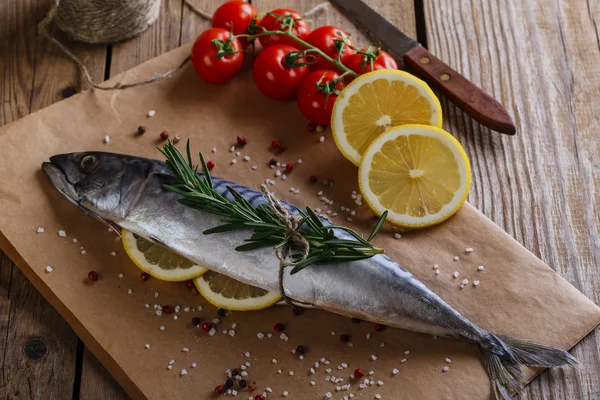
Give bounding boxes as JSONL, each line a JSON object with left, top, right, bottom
{"left": 481, "top": 334, "right": 577, "bottom": 400}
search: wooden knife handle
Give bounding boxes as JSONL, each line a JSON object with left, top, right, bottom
{"left": 403, "top": 46, "right": 516, "bottom": 135}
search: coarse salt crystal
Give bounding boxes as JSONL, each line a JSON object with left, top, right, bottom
{"left": 231, "top": 159, "right": 237, "bottom": 164}
{"left": 319, "top": 136, "right": 325, "bottom": 142}
{"left": 144, "top": 344, "right": 150, "bottom": 349}
{"left": 433, "top": 264, "right": 439, "bottom": 269}
{"left": 366, "top": 333, "right": 371, "bottom": 339}
{"left": 103, "top": 135, "right": 110, "bottom": 144}
{"left": 241, "top": 371, "right": 248, "bottom": 376}
{"left": 128, "top": 289, "right": 133, "bottom": 295}
{"left": 267, "top": 333, "right": 273, "bottom": 338}
{"left": 235, "top": 151, "right": 241, "bottom": 157}
{"left": 369, "top": 371, "right": 375, "bottom": 376}
{"left": 453, "top": 271, "right": 459, "bottom": 278}
{"left": 110, "top": 251, "right": 117, "bottom": 256}
{"left": 404, "top": 350, "right": 410, "bottom": 355}
{"left": 477, "top": 265, "right": 485, "bottom": 271}
{"left": 442, "top": 366, "right": 450, "bottom": 372}
{"left": 192, "top": 362, "right": 197, "bottom": 368}
{"left": 400, "top": 358, "right": 407, "bottom": 363}
{"left": 371, "top": 354, "right": 377, "bottom": 361}
{"left": 299, "top": 355, "right": 304, "bottom": 360}
{"left": 394, "top": 233, "right": 401, "bottom": 239}
{"left": 311, "top": 381, "right": 316, "bottom": 386}
{"left": 466, "top": 247, "right": 473, "bottom": 253}
{"left": 392, "top": 368, "right": 399, "bottom": 375}
{"left": 266, "top": 388, "right": 273, "bottom": 393}
{"left": 182, "top": 347, "right": 189, "bottom": 352}
{"left": 145, "top": 304, "right": 150, "bottom": 308}
{"left": 243, "top": 156, "right": 251, "bottom": 161}
{"left": 435, "top": 270, "right": 440, "bottom": 275}
{"left": 275, "top": 170, "right": 282, "bottom": 177}
{"left": 321, "top": 357, "right": 327, "bottom": 362}
{"left": 213, "top": 318, "right": 220, "bottom": 324}
{"left": 230, "top": 146, "right": 235, "bottom": 152}
{"left": 118, "top": 273, "right": 123, "bottom": 278}
{"left": 72, "top": 238, "right": 78, "bottom": 243}
{"left": 375, "top": 394, "right": 382, "bottom": 399}
{"left": 252, "top": 165, "right": 257, "bottom": 170}
{"left": 37, "top": 227, "right": 45, "bottom": 233}
{"left": 341, "top": 363, "right": 348, "bottom": 368}
{"left": 325, "top": 392, "right": 332, "bottom": 398}
{"left": 58, "top": 230, "right": 67, "bottom": 237}
{"left": 272, "top": 359, "right": 278, "bottom": 364}
{"left": 244, "top": 352, "right": 250, "bottom": 357}
{"left": 160, "top": 326, "right": 165, "bottom": 331}
{"left": 167, "top": 365, "right": 172, "bottom": 370}
{"left": 281, "top": 174, "right": 287, "bottom": 180}
{"left": 45, "top": 266, "right": 53, "bottom": 273}
{"left": 445, "top": 358, "right": 452, "bottom": 363}
{"left": 460, "top": 284, "right": 465, "bottom": 289}
{"left": 297, "top": 159, "right": 302, "bottom": 164}
{"left": 81, "top": 250, "right": 87, "bottom": 255}
{"left": 197, "top": 306, "right": 203, "bottom": 311}
{"left": 473, "top": 280, "right": 480, "bottom": 286}
{"left": 156, "top": 310, "right": 162, "bottom": 316}
{"left": 461, "top": 279, "right": 469, "bottom": 285}
{"left": 289, "top": 371, "right": 295, "bottom": 376}
{"left": 147, "top": 110, "right": 156, "bottom": 117}
{"left": 209, "top": 328, "right": 216, "bottom": 336}
{"left": 283, "top": 391, "right": 288, "bottom": 397}
{"left": 228, "top": 330, "right": 235, "bottom": 337}
{"left": 212, "top": 147, "right": 217, "bottom": 153}
{"left": 454, "top": 256, "right": 459, "bottom": 261}
{"left": 310, "top": 368, "right": 315, "bottom": 374}
{"left": 326, "top": 368, "right": 332, "bottom": 373}
{"left": 377, "top": 381, "right": 384, "bottom": 386}
{"left": 181, "top": 369, "right": 187, "bottom": 376}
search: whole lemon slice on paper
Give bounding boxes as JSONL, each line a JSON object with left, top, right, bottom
{"left": 331, "top": 70, "right": 443, "bottom": 165}
{"left": 359, "top": 124, "right": 471, "bottom": 228}
{"left": 122, "top": 230, "right": 207, "bottom": 282}
{"left": 194, "top": 271, "right": 282, "bottom": 311}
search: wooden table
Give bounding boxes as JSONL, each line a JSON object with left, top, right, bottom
{"left": 1, "top": 0, "right": 598, "bottom": 398}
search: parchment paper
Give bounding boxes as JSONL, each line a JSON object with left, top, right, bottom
{"left": 0, "top": 44, "right": 598, "bottom": 400}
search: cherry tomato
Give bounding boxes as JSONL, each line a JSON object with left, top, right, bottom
{"left": 258, "top": 9, "right": 310, "bottom": 48}
{"left": 253, "top": 45, "right": 310, "bottom": 101}
{"left": 305, "top": 26, "right": 355, "bottom": 71}
{"left": 191, "top": 28, "right": 244, "bottom": 84}
{"left": 297, "top": 70, "right": 342, "bottom": 126}
{"left": 343, "top": 48, "right": 398, "bottom": 79}
{"left": 211, "top": 1, "right": 258, "bottom": 47}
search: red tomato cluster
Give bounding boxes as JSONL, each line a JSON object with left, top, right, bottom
{"left": 191, "top": 1, "right": 398, "bottom": 125}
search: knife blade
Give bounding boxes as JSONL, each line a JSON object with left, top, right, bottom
{"left": 328, "top": 0, "right": 516, "bottom": 135}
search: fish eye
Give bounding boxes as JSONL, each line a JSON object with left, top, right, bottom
{"left": 80, "top": 155, "right": 98, "bottom": 173}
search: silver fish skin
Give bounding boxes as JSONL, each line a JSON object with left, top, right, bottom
{"left": 42, "top": 151, "right": 577, "bottom": 399}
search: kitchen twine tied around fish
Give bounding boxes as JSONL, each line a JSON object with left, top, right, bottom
{"left": 260, "top": 185, "right": 310, "bottom": 305}
{"left": 39, "top": 0, "right": 330, "bottom": 91}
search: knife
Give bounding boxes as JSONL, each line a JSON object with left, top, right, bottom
{"left": 328, "top": 0, "right": 516, "bottom": 135}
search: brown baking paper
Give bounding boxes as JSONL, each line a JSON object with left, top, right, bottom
{"left": 0, "top": 44, "right": 598, "bottom": 400}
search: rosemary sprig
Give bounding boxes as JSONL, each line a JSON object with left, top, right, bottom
{"left": 158, "top": 140, "right": 386, "bottom": 274}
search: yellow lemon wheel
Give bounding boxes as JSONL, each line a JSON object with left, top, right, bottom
{"left": 332, "top": 69, "right": 443, "bottom": 166}
{"left": 194, "top": 271, "right": 282, "bottom": 311}
{"left": 359, "top": 124, "right": 471, "bottom": 228}
{"left": 122, "top": 230, "right": 207, "bottom": 282}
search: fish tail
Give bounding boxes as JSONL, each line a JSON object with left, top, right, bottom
{"left": 480, "top": 333, "right": 577, "bottom": 400}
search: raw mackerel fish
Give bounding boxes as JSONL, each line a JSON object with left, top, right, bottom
{"left": 42, "top": 151, "right": 576, "bottom": 399}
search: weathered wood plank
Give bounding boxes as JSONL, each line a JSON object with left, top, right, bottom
{"left": 424, "top": 0, "right": 600, "bottom": 398}
{"left": 0, "top": 0, "right": 107, "bottom": 398}
{"left": 80, "top": 349, "right": 130, "bottom": 400}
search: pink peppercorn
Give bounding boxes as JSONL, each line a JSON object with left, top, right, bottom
{"left": 87, "top": 271, "right": 98, "bottom": 281}
{"left": 273, "top": 323, "right": 284, "bottom": 332}
{"left": 201, "top": 322, "right": 212, "bottom": 332}
{"left": 237, "top": 135, "right": 247, "bottom": 145}
{"left": 285, "top": 163, "right": 294, "bottom": 172}
{"left": 207, "top": 161, "right": 215, "bottom": 170}
{"left": 140, "top": 272, "right": 149, "bottom": 281}
{"left": 159, "top": 131, "right": 169, "bottom": 140}
{"left": 354, "top": 368, "right": 364, "bottom": 378}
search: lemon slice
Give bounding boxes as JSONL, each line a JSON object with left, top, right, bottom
{"left": 359, "top": 124, "right": 471, "bottom": 228}
{"left": 122, "top": 230, "right": 207, "bottom": 281}
{"left": 194, "top": 271, "right": 281, "bottom": 311}
{"left": 331, "top": 70, "right": 443, "bottom": 165}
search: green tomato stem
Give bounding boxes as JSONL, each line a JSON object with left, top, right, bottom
{"left": 237, "top": 29, "right": 359, "bottom": 78}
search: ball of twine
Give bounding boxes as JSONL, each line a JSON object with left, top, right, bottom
{"left": 54, "top": 0, "right": 161, "bottom": 44}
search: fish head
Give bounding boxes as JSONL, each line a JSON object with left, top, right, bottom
{"left": 42, "top": 152, "right": 152, "bottom": 226}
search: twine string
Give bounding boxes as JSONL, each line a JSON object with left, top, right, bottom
{"left": 260, "top": 185, "right": 310, "bottom": 306}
